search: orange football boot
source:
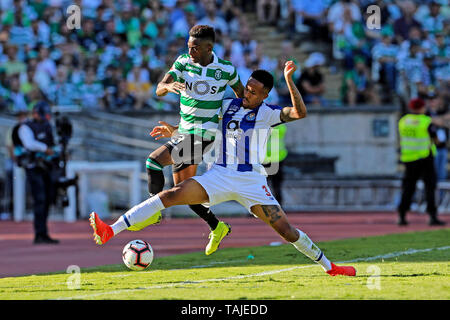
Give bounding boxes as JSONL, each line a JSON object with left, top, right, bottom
{"left": 326, "top": 263, "right": 357, "bottom": 276}
{"left": 89, "top": 212, "right": 114, "bottom": 245}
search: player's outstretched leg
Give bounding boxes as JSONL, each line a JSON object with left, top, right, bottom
{"left": 89, "top": 178, "right": 210, "bottom": 245}
{"left": 130, "top": 148, "right": 172, "bottom": 232}
{"left": 251, "top": 205, "right": 356, "bottom": 276}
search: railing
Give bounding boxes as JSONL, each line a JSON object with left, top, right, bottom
{"left": 282, "top": 179, "right": 450, "bottom": 213}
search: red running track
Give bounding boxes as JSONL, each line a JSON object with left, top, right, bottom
{"left": 0, "top": 211, "right": 449, "bottom": 278}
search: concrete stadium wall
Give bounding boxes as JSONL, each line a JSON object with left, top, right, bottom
{"left": 282, "top": 105, "right": 400, "bottom": 177}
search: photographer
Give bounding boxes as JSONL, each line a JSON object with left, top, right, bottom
{"left": 13, "top": 101, "right": 59, "bottom": 244}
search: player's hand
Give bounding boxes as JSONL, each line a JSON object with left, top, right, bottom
{"left": 150, "top": 121, "right": 177, "bottom": 140}
{"left": 284, "top": 60, "right": 296, "bottom": 79}
{"left": 166, "top": 82, "right": 185, "bottom": 95}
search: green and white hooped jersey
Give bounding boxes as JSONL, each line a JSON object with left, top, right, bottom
{"left": 168, "top": 52, "right": 240, "bottom": 141}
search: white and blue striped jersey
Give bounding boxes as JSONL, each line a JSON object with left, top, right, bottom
{"left": 214, "top": 98, "right": 284, "bottom": 175}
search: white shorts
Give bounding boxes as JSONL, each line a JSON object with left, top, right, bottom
{"left": 192, "top": 164, "right": 280, "bottom": 215}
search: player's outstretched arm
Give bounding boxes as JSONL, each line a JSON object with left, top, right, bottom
{"left": 156, "top": 73, "right": 186, "bottom": 97}
{"left": 280, "top": 60, "right": 307, "bottom": 123}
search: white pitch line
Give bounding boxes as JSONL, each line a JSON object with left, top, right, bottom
{"left": 338, "top": 245, "right": 450, "bottom": 263}
{"left": 55, "top": 245, "right": 450, "bottom": 300}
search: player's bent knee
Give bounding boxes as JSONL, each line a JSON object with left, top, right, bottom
{"left": 159, "top": 186, "right": 183, "bottom": 207}
{"left": 149, "top": 146, "right": 172, "bottom": 167}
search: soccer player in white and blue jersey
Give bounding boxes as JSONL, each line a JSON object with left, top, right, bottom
{"left": 90, "top": 61, "right": 356, "bottom": 276}
{"left": 133, "top": 25, "right": 244, "bottom": 238}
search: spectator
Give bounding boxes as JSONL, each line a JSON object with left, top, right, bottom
{"left": 171, "top": 4, "right": 198, "bottom": 39}
{"left": 116, "top": 40, "right": 134, "bottom": 77}
{"left": 29, "top": 0, "right": 49, "bottom": 20}
{"left": 342, "top": 56, "right": 380, "bottom": 106}
{"left": 432, "top": 32, "right": 450, "bottom": 97}
{"left": 256, "top": 0, "right": 278, "bottom": 26}
{"left": 397, "top": 40, "right": 424, "bottom": 102}
{"left": 397, "top": 26, "right": 424, "bottom": 61}
{"left": 418, "top": 52, "right": 440, "bottom": 99}
{"left": 198, "top": 0, "right": 229, "bottom": 36}
{"left": 167, "top": 0, "right": 189, "bottom": 29}
{"left": 70, "top": 58, "right": 86, "bottom": 87}
{"left": 20, "top": 66, "right": 40, "bottom": 107}
{"left": 8, "top": 75, "right": 28, "bottom": 112}
{"left": 291, "top": 0, "right": 329, "bottom": 42}
{"left": 230, "top": 27, "right": 257, "bottom": 68}
{"left": 327, "top": 0, "right": 361, "bottom": 35}
{"left": 254, "top": 43, "right": 277, "bottom": 75}
{"left": 1, "top": 45, "right": 26, "bottom": 77}
{"left": 421, "top": 0, "right": 445, "bottom": 36}
{"left": 393, "top": 0, "right": 422, "bottom": 44}
{"left": 79, "top": 68, "right": 104, "bottom": 109}
{"left": 220, "top": 0, "right": 243, "bottom": 39}
{"left": 96, "top": 19, "right": 116, "bottom": 49}
{"left": 35, "top": 45, "right": 57, "bottom": 89}
{"left": 371, "top": 28, "right": 399, "bottom": 101}
{"left": 29, "top": 16, "right": 51, "bottom": 48}
{"left": 81, "top": 0, "right": 103, "bottom": 20}
{"left": 276, "top": 0, "right": 296, "bottom": 39}
{"left": 236, "top": 50, "right": 253, "bottom": 88}
{"left": 296, "top": 52, "right": 326, "bottom": 106}
{"left": 432, "top": 32, "right": 449, "bottom": 68}
{"left": 76, "top": 18, "right": 99, "bottom": 52}
{"left": 109, "top": 79, "right": 136, "bottom": 110}
{"left": 46, "top": 65, "right": 78, "bottom": 106}
{"left": 332, "top": 4, "right": 370, "bottom": 69}
{"left": 126, "top": 65, "right": 151, "bottom": 110}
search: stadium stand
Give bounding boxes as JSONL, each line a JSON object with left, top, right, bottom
{"left": 0, "top": 0, "right": 449, "bottom": 218}
{"left": 0, "top": 0, "right": 448, "bottom": 114}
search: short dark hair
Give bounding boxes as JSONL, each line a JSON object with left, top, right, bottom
{"left": 250, "top": 70, "right": 274, "bottom": 92}
{"left": 189, "top": 25, "right": 216, "bottom": 43}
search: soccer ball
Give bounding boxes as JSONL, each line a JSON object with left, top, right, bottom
{"left": 122, "top": 240, "right": 154, "bottom": 271}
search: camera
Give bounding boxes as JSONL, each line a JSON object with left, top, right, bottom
{"left": 52, "top": 112, "right": 77, "bottom": 207}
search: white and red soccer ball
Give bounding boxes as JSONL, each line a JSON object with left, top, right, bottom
{"left": 122, "top": 240, "right": 154, "bottom": 271}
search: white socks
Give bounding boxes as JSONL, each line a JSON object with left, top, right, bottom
{"left": 291, "top": 229, "right": 332, "bottom": 271}
{"left": 111, "top": 195, "right": 165, "bottom": 235}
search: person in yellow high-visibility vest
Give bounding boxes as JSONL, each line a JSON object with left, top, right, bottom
{"left": 263, "top": 123, "right": 288, "bottom": 206}
{"left": 397, "top": 98, "right": 447, "bottom": 226}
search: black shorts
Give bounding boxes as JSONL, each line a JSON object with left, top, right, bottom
{"left": 163, "top": 133, "right": 215, "bottom": 173}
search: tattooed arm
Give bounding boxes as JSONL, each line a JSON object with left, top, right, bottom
{"left": 280, "top": 60, "right": 307, "bottom": 123}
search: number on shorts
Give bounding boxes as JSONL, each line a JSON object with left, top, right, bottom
{"left": 262, "top": 185, "right": 272, "bottom": 197}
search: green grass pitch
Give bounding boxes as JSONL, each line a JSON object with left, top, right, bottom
{"left": 1, "top": 229, "right": 449, "bottom": 300}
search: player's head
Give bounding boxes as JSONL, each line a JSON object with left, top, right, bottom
{"left": 188, "top": 25, "right": 215, "bottom": 64}
{"left": 243, "top": 70, "right": 274, "bottom": 108}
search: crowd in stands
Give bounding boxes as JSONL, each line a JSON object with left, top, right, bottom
{"left": 0, "top": 0, "right": 448, "bottom": 114}
{"left": 271, "top": 0, "right": 449, "bottom": 108}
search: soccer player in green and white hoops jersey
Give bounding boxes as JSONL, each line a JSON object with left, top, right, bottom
{"left": 132, "top": 25, "right": 244, "bottom": 255}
